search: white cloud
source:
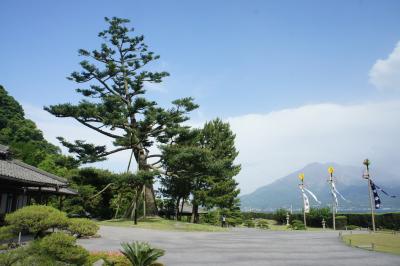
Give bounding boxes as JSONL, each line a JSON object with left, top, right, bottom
{"left": 23, "top": 101, "right": 400, "bottom": 195}
{"left": 23, "top": 104, "right": 136, "bottom": 172}
{"left": 228, "top": 101, "right": 400, "bottom": 194}
{"left": 369, "top": 41, "right": 400, "bottom": 90}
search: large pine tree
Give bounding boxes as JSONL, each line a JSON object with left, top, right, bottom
{"left": 45, "top": 17, "right": 197, "bottom": 215}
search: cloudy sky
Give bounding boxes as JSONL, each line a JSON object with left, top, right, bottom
{"left": 1, "top": 1, "right": 400, "bottom": 194}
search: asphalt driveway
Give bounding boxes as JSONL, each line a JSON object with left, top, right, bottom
{"left": 79, "top": 226, "right": 400, "bottom": 266}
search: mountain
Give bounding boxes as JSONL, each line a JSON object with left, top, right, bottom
{"left": 240, "top": 162, "right": 400, "bottom": 212}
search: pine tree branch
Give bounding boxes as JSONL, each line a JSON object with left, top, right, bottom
{"left": 75, "top": 118, "right": 122, "bottom": 139}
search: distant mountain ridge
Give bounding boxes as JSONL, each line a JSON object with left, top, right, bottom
{"left": 240, "top": 162, "right": 400, "bottom": 212}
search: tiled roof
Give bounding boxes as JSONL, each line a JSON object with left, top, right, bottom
{"left": 0, "top": 159, "right": 67, "bottom": 187}
{"left": 27, "top": 186, "right": 78, "bottom": 195}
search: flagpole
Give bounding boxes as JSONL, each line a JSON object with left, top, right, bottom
{"left": 299, "top": 173, "right": 307, "bottom": 228}
{"left": 363, "top": 159, "right": 376, "bottom": 232}
{"left": 328, "top": 167, "right": 336, "bottom": 230}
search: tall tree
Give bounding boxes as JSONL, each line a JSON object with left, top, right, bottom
{"left": 45, "top": 17, "right": 197, "bottom": 215}
{"left": 161, "top": 120, "right": 241, "bottom": 223}
{"left": 200, "top": 119, "right": 241, "bottom": 210}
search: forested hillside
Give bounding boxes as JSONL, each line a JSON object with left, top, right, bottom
{"left": 0, "top": 85, "right": 78, "bottom": 175}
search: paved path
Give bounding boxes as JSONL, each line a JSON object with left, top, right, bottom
{"left": 79, "top": 226, "right": 400, "bottom": 266}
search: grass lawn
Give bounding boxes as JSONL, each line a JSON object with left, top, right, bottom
{"left": 97, "top": 217, "right": 228, "bottom": 232}
{"left": 342, "top": 232, "right": 400, "bottom": 255}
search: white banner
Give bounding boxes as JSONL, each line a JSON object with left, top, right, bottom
{"left": 302, "top": 189, "right": 310, "bottom": 213}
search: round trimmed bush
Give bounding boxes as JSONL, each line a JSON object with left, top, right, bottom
{"left": 257, "top": 219, "right": 269, "bottom": 229}
{"left": 32, "top": 232, "right": 89, "bottom": 265}
{"left": 244, "top": 220, "right": 255, "bottom": 228}
{"left": 5, "top": 205, "right": 69, "bottom": 238}
{"left": 67, "top": 218, "right": 99, "bottom": 237}
{"left": 291, "top": 219, "right": 306, "bottom": 230}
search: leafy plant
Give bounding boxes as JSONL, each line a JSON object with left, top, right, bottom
{"left": 30, "top": 232, "right": 89, "bottom": 265}
{"left": 257, "top": 219, "right": 269, "bottom": 229}
{"left": 346, "top": 225, "right": 359, "bottom": 230}
{"left": 335, "top": 216, "right": 348, "bottom": 230}
{"left": 291, "top": 219, "right": 306, "bottom": 230}
{"left": 244, "top": 220, "right": 255, "bottom": 228}
{"left": 0, "top": 225, "right": 15, "bottom": 241}
{"left": 120, "top": 241, "right": 165, "bottom": 266}
{"left": 5, "top": 205, "right": 69, "bottom": 238}
{"left": 67, "top": 218, "right": 99, "bottom": 237}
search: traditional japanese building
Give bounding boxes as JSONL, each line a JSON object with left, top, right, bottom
{"left": 0, "top": 144, "right": 76, "bottom": 220}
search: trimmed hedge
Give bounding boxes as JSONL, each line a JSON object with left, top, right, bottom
{"left": 242, "top": 211, "right": 400, "bottom": 230}
{"left": 68, "top": 218, "right": 99, "bottom": 237}
{"left": 2, "top": 205, "right": 99, "bottom": 240}
{"left": 5, "top": 205, "right": 69, "bottom": 238}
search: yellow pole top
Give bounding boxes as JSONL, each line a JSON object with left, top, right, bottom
{"left": 328, "top": 167, "right": 335, "bottom": 175}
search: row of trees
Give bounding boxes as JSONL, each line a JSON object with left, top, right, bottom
{"left": 1, "top": 17, "right": 241, "bottom": 223}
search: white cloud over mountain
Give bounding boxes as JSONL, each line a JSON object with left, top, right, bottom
{"left": 369, "top": 41, "right": 400, "bottom": 90}
{"left": 24, "top": 100, "right": 400, "bottom": 195}
{"left": 228, "top": 101, "right": 400, "bottom": 194}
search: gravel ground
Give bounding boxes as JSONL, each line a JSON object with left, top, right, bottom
{"left": 79, "top": 226, "right": 400, "bottom": 266}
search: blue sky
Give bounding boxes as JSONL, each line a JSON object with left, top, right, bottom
{"left": 1, "top": 1, "right": 400, "bottom": 193}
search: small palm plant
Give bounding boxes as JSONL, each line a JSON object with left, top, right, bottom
{"left": 120, "top": 241, "right": 165, "bottom": 266}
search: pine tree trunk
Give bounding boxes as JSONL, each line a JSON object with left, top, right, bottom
{"left": 175, "top": 197, "right": 181, "bottom": 220}
{"left": 191, "top": 203, "right": 199, "bottom": 223}
{"left": 136, "top": 149, "right": 158, "bottom": 216}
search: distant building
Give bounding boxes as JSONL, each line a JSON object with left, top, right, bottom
{"left": 0, "top": 144, "right": 76, "bottom": 221}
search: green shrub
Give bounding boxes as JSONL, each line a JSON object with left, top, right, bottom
{"left": 335, "top": 216, "right": 347, "bottom": 230}
{"left": 291, "top": 219, "right": 306, "bottom": 230}
{"left": 0, "top": 225, "right": 15, "bottom": 241}
{"left": 226, "top": 217, "right": 242, "bottom": 227}
{"left": 5, "top": 205, "right": 69, "bottom": 238}
{"left": 0, "top": 248, "right": 24, "bottom": 266}
{"left": 256, "top": 219, "right": 269, "bottom": 229}
{"left": 244, "top": 220, "right": 255, "bottom": 228}
{"left": 31, "top": 232, "right": 89, "bottom": 265}
{"left": 89, "top": 251, "right": 130, "bottom": 266}
{"left": 273, "top": 209, "right": 288, "bottom": 225}
{"left": 120, "top": 241, "right": 165, "bottom": 266}
{"left": 346, "top": 225, "right": 359, "bottom": 230}
{"left": 67, "top": 218, "right": 99, "bottom": 237}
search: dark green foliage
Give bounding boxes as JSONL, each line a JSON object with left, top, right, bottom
{"left": 307, "top": 207, "right": 331, "bottom": 227}
{"left": 200, "top": 210, "right": 220, "bottom": 226}
{"left": 332, "top": 213, "right": 400, "bottom": 230}
{"left": 67, "top": 218, "right": 99, "bottom": 237}
{"left": 114, "top": 171, "right": 157, "bottom": 224}
{"left": 335, "top": 215, "right": 348, "bottom": 229}
{"left": 273, "top": 208, "right": 288, "bottom": 225}
{"left": 5, "top": 205, "right": 69, "bottom": 238}
{"left": 291, "top": 219, "right": 306, "bottom": 230}
{"left": 244, "top": 220, "right": 256, "bottom": 228}
{"left": 0, "top": 86, "right": 78, "bottom": 170}
{"left": 241, "top": 212, "right": 275, "bottom": 220}
{"left": 120, "top": 241, "right": 165, "bottom": 266}
{"left": 0, "top": 226, "right": 14, "bottom": 241}
{"left": 0, "top": 248, "right": 25, "bottom": 266}
{"left": 256, "top": 219, "right": 270, "bottom": 229}
{"left": 244, "top": 210, "right": 400, "bottom": 230}
{"left": 346, "top": 225, "right": 359, "bottom": 230}
{"left": 161, "top": 119, "right": 241, "bottom": 222}
{"left": 0, "top": 233, "right": 89, "bottom": 265}
{"left": 65, "top": 167, "right": 115, "bottom": 219}
{"left": 29, "top": 232, "right": 89, "bottom": 265}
